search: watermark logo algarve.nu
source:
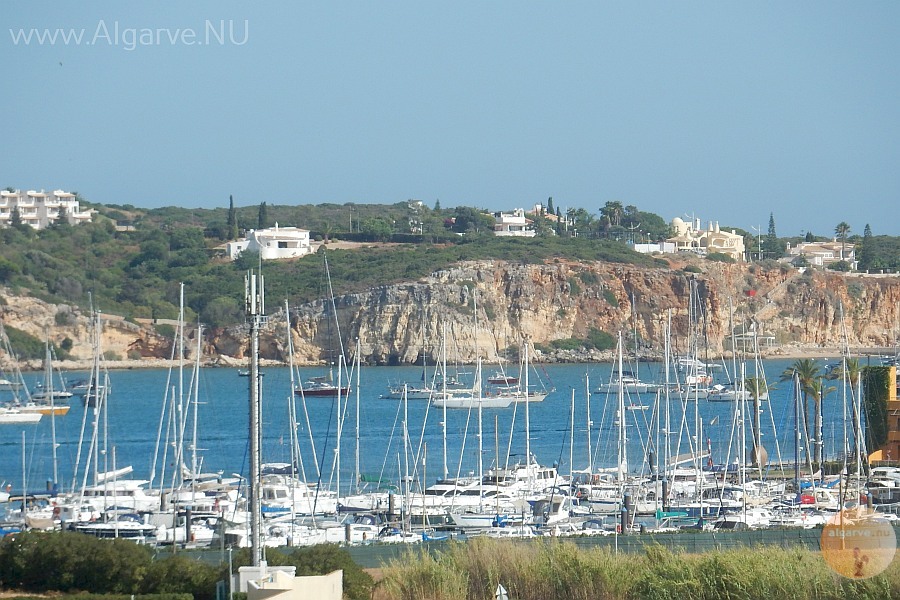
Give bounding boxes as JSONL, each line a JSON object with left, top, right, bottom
{"left": 7, "top": 19, "right": 249, "bottom": 51}
{"left": 821, "top": 505, "right": 897, "bottom": 579}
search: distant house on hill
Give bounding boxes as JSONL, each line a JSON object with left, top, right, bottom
{"left": 786, "top": 240, "right": 856, "bottom": 269}
{"left": 666, "top": 217, "right": 745, "bottom": 261}
{"left": 226, "top": 224, "right": 312, "bottom": 261}
{"left": 493, "top": 208, "right": 536, "bottom": 237}
{"left": 0, "top": 189, "right": 93, "bottom": 229}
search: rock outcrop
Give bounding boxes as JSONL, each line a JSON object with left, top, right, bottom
{"left": 2, "top": 258, "right": 899, "bottom": 369}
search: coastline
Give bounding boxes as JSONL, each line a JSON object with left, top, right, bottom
{"left": 4, "top": 344, "right": 893, "bottom": 373}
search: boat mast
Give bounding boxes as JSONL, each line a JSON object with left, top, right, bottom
{"left": 45, "top": 340, "right": 59, "bottom": 486}
{"left": 190, "top": 322, "right": 202, "bottom": 480}
{"left": 441, "top": 322, "right": 448, "bottom": 480}
{"left": 524, "top": 338, "right": 531, "bottom": 476}
{"left": 354, "top": 337, "right": 361, "bottom": 494}
{"left": 793, "top": 371, "right": 802, "bottom": 500}
{"left": 664, "top": 310, "right": 671, "bottom": 500}
{"left": 586, "top": 372, "right": 592, "bottom": 475}
{"left": 617, "top": 331, "right": 626, "bottom": 484}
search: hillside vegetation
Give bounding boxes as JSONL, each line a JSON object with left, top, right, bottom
{"left": 2, "top": 201, "right": 897, "bottom": 364}
{"left": 0, "top": 204, "right": 662, "bottom": 329}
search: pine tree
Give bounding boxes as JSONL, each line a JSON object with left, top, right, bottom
{"left": 858, "top": 223, "right": 874, "bottom": 271}
{"left": 433, "top": 199, "right": 441, "bottom": 211}
{"left": 227, "top": 195, "right": 238, "bottom": 240}
{"left": 258, "top": 202, "right": 268, "bottom": 229}
{"left": 762, "top": 213, "right": 782, "bottom": 259}
{"left": 10, "top": 206, "right": 22, "bottom": 229}
{"left": 54, "top": 206, "right": 69, "bottom": 227}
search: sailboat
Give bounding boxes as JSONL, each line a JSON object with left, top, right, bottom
{"left": 294, "top": 367, "right": 351, "bottom": 397}
{"left": 0, "top": 406, "right": 42, "bottom": 424}
{"left": 294, "top": 253, "right": 351, "bottom": 399}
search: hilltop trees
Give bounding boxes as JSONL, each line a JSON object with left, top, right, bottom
{"left": 780, "top": 358, "right": 821, "bottom": 463}
{"left": 451, "top": 206, "right": 494, "bottom": 234}
{"left": 762, "top": 213, "right": 784, "bottom": 259}
{"left": 599, "top": 200, "right": 624, "bottom": 230}
{"left": 227, "top": 194, "right": 238, "bottom": 240}
{"left": 258, "top": 201, "right": 269, "bottom": 229}
{"left": 858, "top": 224, "right": 875, "bottom": 271}
{"left": 834, "top": 221, "right": 851, "bottom": 261}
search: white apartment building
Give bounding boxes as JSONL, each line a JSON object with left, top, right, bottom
{"left": 493, "top": 208, "right": 536, "bottom": 237}
{"left": 226, "top": 224, "right": 312, "bottom": 261}
{"left": 0, "top": 189, "right": 93, "bottom": 229}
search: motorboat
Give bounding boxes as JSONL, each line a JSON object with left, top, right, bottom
{"left": 596, "top": 371, "right": 658, "bottom": 394}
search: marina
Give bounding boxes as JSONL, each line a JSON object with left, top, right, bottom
{"left": 0, "top": 352, "right": 893, "bottom": 546}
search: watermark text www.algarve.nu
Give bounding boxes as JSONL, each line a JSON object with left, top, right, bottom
{"left": 8, "top": 20, "right": 249, "bottom": 51}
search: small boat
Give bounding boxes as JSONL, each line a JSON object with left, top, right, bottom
{"left": 238, "top": 369, "right": 265, "bottom": 377}
{"left": 595, "top": 371, "right": 658, "bottom": 394}
{"left": 15, "top": 402, "right": 70, "bottom": 416}
{"left": 381, "top": 385, "right": 436, "bottom": 399}
{"left": 0, "top": 406, "right": 42, "bottom": 424}
{"left": 0, "top": 378, "right": 21, "bottom": 391}
{"left": 430, "top": 394, "right": 513, "bottom": 409}
{"left": 668, "top": 385, "right": 710, "bottom": 400}
{"left": 31, "top": 387, "right": 73, "bottom": 402}
{"left": 707, "top": 384, "right": 769, "bottom": 402}
{"left": 487, "top": 372, "right": 519, "bottom": 386}
{"left": 294, "top": 377, "right": 350, "bottom": 397}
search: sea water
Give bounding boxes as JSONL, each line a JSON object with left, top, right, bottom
{"left": 0, "top": 358, "right": 864, "bottom": 498}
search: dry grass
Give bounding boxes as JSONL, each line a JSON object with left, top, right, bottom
{"left": 373, "top": 539, "right": 900, "bottom": 600}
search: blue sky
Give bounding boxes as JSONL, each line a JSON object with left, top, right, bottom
{"left": 4, "top": 3, "right": 899, "bottom": 237}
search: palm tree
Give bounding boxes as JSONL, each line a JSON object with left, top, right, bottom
{"left": 779, "top": 358, "right": 821, "bottom": 457}
{"left": 834, "top": 222, "right": 851, "bottom": 261}
{"left": 827, "top": 357, "right": 861, "bottom": 387}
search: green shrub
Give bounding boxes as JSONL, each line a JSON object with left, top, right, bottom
{"left": 586, "top": 328, "right": 616, "bottom": 351}
{"left": 602, "top": 289, "right": 618, "bottom": 307}
{"left": 705, "top": 252, "right": 735, "bottom": 263}
{"left": 154, "top": 323, "right": 176, "bottom": 339}
{"left": 828, "top": 260, "right": 852, "bottom": 272}
{"left": 683, "top": 265, "right": 702, "bottom": 274}
{"left": 1, "top": 326, "right": 44, "bottom": 360}
{"left": 577, "top": 270, "right": 599, "bottom": 285}
{"left": 141, "top": 555, "right": 219, "bottom": 600}
{"left": 0, "top": 531, "right": 152, "bottom": 593}
{"left": 567, "top": 278, "right": 581, "bottom": 296}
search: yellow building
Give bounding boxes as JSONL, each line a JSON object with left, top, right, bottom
{"left": 667, "top": 217, "right": 746, "bottom": 262}
{"left": 869, "top": 366, "right": 900, "bottom": 463}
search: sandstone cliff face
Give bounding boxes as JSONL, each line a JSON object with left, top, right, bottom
{"left": 271, "top": 260, "right": 900, "bottom": 364}
{"left": 2, "top": 260, "right": 899, "bottom": 369}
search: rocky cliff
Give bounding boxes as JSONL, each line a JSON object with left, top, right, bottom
{"left": 2, "top": 258, "right": 899, "bottom": 370}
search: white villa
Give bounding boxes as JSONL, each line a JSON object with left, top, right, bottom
{"left": 0, "top": 189, "right": 93, "bottom": 229}
{"left": 493, "top": 208, "right": 535, "bottom": 237}
{"left": 667, "top": 217, "right": 745, "bottom": 261}
{"left": 786, "top": 240, "right": 857, "bottom": 269}
{"left": 227, "top": 224, "right": 312, "bottom": 261}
